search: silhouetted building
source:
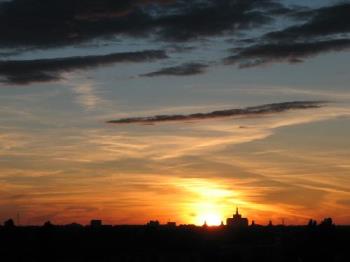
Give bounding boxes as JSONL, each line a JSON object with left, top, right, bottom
{"left": 43, "top": 221, "right": 54, "bottom": 228}
{"left": 90, "top": 220, "right": 102, "bottom": 228}
{"left": 166, "top": 222, "right": 176, "bottom": 227}
{"left": 226, "top": 208, "right": 248, "bottom": 227}
{"left": 67, "top": 222, "right": 83, "bottom": 228}
{"left": 147, "top": 220, "right": 160, "bottom": 227}
{"left": 202, "top": 221, "right": 208, "bottom": 228}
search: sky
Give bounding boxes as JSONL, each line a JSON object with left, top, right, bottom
{"left": 0, "top": 0, "right": 350, "bottom": 226}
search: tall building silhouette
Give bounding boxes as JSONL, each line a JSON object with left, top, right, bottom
{"left": 226, "top": 207, "right": 248, "bottom": 227}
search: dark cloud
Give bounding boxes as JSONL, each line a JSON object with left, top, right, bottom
{"left": 153, "top": 0, "right": 277, "bottom": 42}
{"left": 107, "top": 101, "right": 325, "bottom": 124}
{"left": 266, "top": 3, "right": 350, "bottom": 41}
{"left": 2, "top": 1, "right": 349, "bottom": 74}
{"left": 141, "top": 63, "right": 208, "bottom": 77}
{"left": 223, "top": 3, "right": 350, "bottom": 68}
{"left": 0, "top": 50, "right": 167, "bottom": 84}
{"left": 224, "top": 39, "right": 350, "bottom": 68}
{"left": 0, "top": 0, "right": 157, "bottom": 49}
{"left": 0, "top": 0, "right": 283, "bottom": 50}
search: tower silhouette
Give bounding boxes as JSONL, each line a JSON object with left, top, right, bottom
{"left": 226, "top": 207, "right": 248, "bottom": 227}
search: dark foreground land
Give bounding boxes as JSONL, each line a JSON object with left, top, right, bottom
{"left": 1, "top": 224, "right": 350, "bottom": 262}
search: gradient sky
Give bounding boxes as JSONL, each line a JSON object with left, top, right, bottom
{"left": 0, "top": 0, "right": 350, "bottom": 226}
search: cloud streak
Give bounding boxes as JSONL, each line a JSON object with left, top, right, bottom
{"left": 0, "top": 50, "right": 167, "bottom": 84}
{"left": 141, "top": 63, "right": 208, "bottom": 77}
{"left": 107, "top": 101, "right": 325, "bottom": 124}
{"left": 224, "top": 39, "right": 350, "bottom": 68}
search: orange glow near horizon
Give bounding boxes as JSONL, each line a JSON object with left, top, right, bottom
{"left": 1, "top": 112, "right": 350, "bottom": 225}
{"left": 198, "top": 213, "right": 222, "bottom": 226}
{"left": 174, "top": 178, "right": 246, "bottom": 226}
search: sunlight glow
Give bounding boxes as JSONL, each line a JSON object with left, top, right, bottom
{"left": 175, "top": 178, "right": 241, "bottom": 225}
{"left": 198, "top": 212, "right": 222, "bottom": 226}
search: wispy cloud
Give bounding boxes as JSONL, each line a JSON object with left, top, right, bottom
{"left": 72, "top": 82, "right": 103, "bottom": 111}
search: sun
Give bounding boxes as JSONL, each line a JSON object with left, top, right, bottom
{"left": 198, "top": 213, "right": 222, "bottom": 226}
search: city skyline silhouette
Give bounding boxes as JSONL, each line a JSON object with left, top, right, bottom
{"left": 1, "top": 207, "right": 347, "bottom": 262}
{"left": 1, "top": 207, "right": 343, "bottom": 228}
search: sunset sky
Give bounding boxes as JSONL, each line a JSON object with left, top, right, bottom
{"left": 0, "top": 0, "right": 350, "bottom": 226}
